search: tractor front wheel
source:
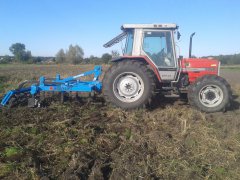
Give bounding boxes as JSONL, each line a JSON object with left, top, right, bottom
{"left": 188, "top": 75, "right": 232, "bottom": 112}
{"left": 103, "top": 60, "right": 156, "bottom": 109}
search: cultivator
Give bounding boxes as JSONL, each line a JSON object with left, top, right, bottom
{"left": 0, "top": 66, "right": 102, "bottom": 108}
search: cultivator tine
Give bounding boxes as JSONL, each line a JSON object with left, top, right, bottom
{"left": 17, "top": 80, "right": 30, "bottom": 90}
{"left": 13, "top": 93, "right": 30, "bottom": 108}
{"left": 40, "top": 91, "right": 45, "bottom": 101}
{"left": 60, "top": 92, "right": 65, "bottom": 103}
{"left": 1, "top": 88, "right": 31, "bottom": 108}
{"left": 8, "top": 96, "right": 18, "bottom": 108}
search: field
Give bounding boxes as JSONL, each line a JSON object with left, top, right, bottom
{"left": 0, "top": 64, "right": 240, "bottom": 179}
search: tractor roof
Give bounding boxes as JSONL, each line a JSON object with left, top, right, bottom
{"left": 103, "top": 23, "right": 178, "bottom": 48}
{"left": 121, "top": 23, "right": 178, "bottom": 30}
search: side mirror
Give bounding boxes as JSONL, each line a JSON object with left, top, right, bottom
{"left": 177, "top": 31, "right": 181, "bottom": 40}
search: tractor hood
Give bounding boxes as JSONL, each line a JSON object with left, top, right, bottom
{"left": 181, "top": 58, "right": 220, "bottom": 82}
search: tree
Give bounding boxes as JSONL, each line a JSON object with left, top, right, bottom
{"left": 24, "top": 50, "right": 32, "bottom": 62}
{"left": 66, "top": 45, "right": 84, "bottom": 64}
{"left": 9, "top": 43, "right": 25, "bottom": 61}
{"left": 88, "top": 55, "right": 101, "bottom": 64}
{"left": 111, "top": 50, "right": 120, "bottom": 58}
{"left": 56, "top": 49, "right": 66, "bottom": 63}
{"left": 0, "top": 55, "right": 12, "bottom": 64}
{"left": 31, "top": 56, "right": 43, "bottom": 64}
{"left": 9, "top": 43, "right": 32, "bottom": 62}
{"left": 101, "top": 53, "right": 112, "bottom": 64}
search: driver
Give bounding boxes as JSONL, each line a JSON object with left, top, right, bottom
{"left": 157, "top": 48, "right": 174, "bottom": 67}
{"left": 164, "top": 53, "right": 173, "bottom": 66}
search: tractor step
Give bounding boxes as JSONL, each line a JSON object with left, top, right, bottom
{"left": 164, "top": 94, "right": 180, "bottom": 98}
{"left": 162, "top": 87, "right": 174, "bottom": 91}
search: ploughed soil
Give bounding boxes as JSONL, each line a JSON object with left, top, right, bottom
{"left": 0, "top": 65, "right": 240, "bottom": 179}
{"left": 221, "top": 68, "right": 240, "bottom": 85}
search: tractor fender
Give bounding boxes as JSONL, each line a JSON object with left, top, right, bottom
{"left": 111, "top": 55, "right": 161, "bottom": 81}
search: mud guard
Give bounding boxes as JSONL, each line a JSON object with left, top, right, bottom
{"left": 111, "top": 55, "right": 161, "bottom": 81}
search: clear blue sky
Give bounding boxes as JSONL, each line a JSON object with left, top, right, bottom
{"left": 0, "top": 0, "right": 239, "bottom": 57}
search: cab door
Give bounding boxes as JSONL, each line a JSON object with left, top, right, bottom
{"left": 141, "top": 30, "right": 177, "bottom": 81}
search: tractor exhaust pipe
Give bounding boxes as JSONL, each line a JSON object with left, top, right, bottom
{"left": 189, "top": 32, "right": 195, "bottom": 58}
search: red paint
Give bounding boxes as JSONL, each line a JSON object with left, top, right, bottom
{"left": 180, "top": 58, "right": 219, "bottom": 83}
{"left": 112, "top": 55, "right": 161, "bottom": 81}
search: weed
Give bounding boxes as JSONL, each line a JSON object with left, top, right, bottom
{"left": 0, "top": 163, "right": 15, "bottom": 177}
{"left": 4, "top": 147, "right": 22, "bottom": 158}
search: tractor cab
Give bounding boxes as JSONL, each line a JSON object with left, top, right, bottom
{"left": 104, "top": 24, "right": 179, "bottom": 81}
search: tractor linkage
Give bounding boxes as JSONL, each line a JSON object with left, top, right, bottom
{"left": 0, "top": 66, "right": 102, "bottom": 108}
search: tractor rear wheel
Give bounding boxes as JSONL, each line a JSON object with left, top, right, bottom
{"left": 103, "top": 60, "right": 156, "bottom": 109}
{"left": 188, "top": 75, "right": 232, "bottom": 112}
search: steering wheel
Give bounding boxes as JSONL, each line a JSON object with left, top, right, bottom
{"left": 159, "top": 48, "right": 166, "bottom": 57}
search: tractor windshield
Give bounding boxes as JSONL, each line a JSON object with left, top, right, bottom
{"left": 124, "top": 30, "right": 134, "bottom": 55}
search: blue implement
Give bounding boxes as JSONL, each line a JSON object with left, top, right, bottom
{"left": 0, "top": 66, "right": 102, "bottom": 107}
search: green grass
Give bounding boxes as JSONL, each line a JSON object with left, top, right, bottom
{"left": 4, "top": 147, "right": 22, "bottom": 158}
{"left": 0, "top": 163, "right": 15, "bottom": 178}
{"left": 221, "top": 65, "right": 240, "bottom": 71}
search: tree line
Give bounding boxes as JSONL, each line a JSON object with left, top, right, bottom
{"left": 0, "top": 43, "right": 54, "bottom": 64}
{"left": 204, "top": 54, "right": 240, "bottom": 65}
{"left": 55, "top": 45, "right": 119, "bottom": 64}
{"left": 0, "top": 43, "right": 33, "bottom": 63}
{"left": 1, "top": 42, "right": 240, "bottom": 65}
{"left": 0, "top": 43, "right": 120, "bottom": 64}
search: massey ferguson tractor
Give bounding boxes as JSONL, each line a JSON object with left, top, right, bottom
{"left": 0, "top": 24, "right": 232, "bottom": 113}
{"left": 102, "top": 23, "right": 232, "bottom": 112}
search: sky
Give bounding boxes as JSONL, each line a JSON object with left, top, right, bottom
{"left": 0, "top": 0, "right": 240, "bottom": 58}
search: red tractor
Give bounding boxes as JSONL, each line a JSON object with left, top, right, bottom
{"left": 103, "top": 24, "right": 232, "bottom": 112}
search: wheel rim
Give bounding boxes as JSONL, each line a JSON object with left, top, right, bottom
{"left": 199, "top": 84, "right": 224, "bottom": 108}
{"left": 113, "top": 72, "right": 144, "bottom": 103}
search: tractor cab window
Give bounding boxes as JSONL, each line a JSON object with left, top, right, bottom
{"left": 142, "top": 31, "right": 175, "bottom": 67}
{"left": 124, "top": 30, "right": 134, "bottom": 55}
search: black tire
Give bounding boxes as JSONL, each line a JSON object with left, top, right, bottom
{"left": 179, "top": 93, "right": 188, "bottom": 100}
{"left": 103, "top": 60, "right": 156, "bottom": 109}
{"left": 188, "top": 75, "right": 232, "bottom": 113}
